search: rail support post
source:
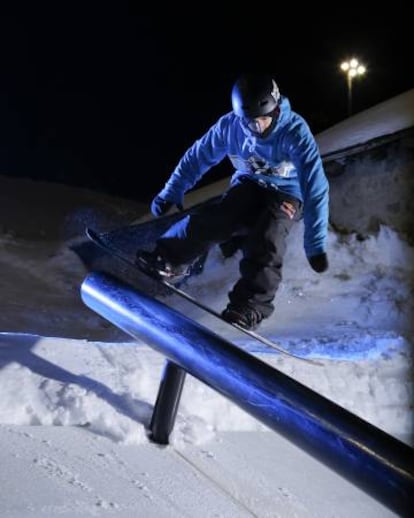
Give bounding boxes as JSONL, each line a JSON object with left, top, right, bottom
{"left": 150, "top": 360, "right": 187, "bottom": 444}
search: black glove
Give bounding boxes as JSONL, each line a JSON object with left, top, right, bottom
{"left": 308, "top": 253, "right": 329, "bottom": 273}
{"left": 151, "top": 195, "right": 173, "bottom": 217}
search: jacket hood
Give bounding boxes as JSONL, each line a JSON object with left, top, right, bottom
{"left": 276, "top": 96, "right": 292, "bottom": 128}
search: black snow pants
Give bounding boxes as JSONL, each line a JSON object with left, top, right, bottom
{"left": 156, "top": 179, "right": 302, "bottom": 317}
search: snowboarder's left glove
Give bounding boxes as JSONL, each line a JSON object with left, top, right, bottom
{"left": 308, "top": 252, "right": 329, "bottom": 273}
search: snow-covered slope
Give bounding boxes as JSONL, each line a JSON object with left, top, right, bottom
{"left": 317, "top": 88, "right": 414, "bottom": 155}
{"left": 0, "top": 90, "right": 413, "bottom": 516}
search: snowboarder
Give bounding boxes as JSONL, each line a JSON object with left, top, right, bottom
{"left": 138, "top": 73, "right": 329, "bottom": 330}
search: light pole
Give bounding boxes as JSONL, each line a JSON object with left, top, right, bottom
{"left": 340, "top": 58, "right": 366, "bottom": 116}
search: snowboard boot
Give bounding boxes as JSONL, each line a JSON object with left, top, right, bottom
{"left": 221, "top": 303, "right": 264, "bottom": 331}
{"left": 136, "top": 249, "right": 192, "bottom": 283}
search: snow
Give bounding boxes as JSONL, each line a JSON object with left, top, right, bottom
{"left": 1, "top": 91, "right": 413, "bottom": 516}
{"left": 316, "top": 88, "right": 414, "bottom": 155}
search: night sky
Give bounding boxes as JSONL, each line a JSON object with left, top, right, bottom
{"left": 1, "top": 12, "right": 412, "bottom": 203}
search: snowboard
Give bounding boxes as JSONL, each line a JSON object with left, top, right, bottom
{"left": 85, "top": 227, "right": 322, "bottom": 366}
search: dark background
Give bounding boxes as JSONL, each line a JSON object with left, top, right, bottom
{"left": 1, "top": 11, "right": 412, "bottom": 203}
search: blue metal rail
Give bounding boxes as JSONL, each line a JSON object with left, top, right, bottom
{"left": 81, "top": 271, "right": 414, "bottom": 516}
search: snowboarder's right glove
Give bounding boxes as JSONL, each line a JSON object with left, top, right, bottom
{"left": 151, "top": 192, "right": 185, "bottom": 217}
{"left": 308, "top": 252, "right": 329, "bottom": 273}
{"left": 151, "top": 195, "right": 174, "bottom": 217}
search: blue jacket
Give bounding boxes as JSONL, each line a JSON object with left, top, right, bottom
{"left": 159, "top": 96, "right": 329, "bottom": 257}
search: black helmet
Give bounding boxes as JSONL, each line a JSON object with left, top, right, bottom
{"left": 231, "top": 74, "right": 280, "bottom": 119}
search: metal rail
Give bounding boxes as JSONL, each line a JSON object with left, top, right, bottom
{"left": 81, "top": 271, "right": 414, "bottom": 516}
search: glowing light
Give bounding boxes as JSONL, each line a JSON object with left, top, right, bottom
{"left": 340, "top": 57, "right": 367, "bottom": 116}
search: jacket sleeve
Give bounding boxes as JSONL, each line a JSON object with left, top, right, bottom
{"left": 159, "top": 117, "right": 228, "bottom": 204}
{"left": 286, "top": 122, "right": 329, "bottom": 257}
